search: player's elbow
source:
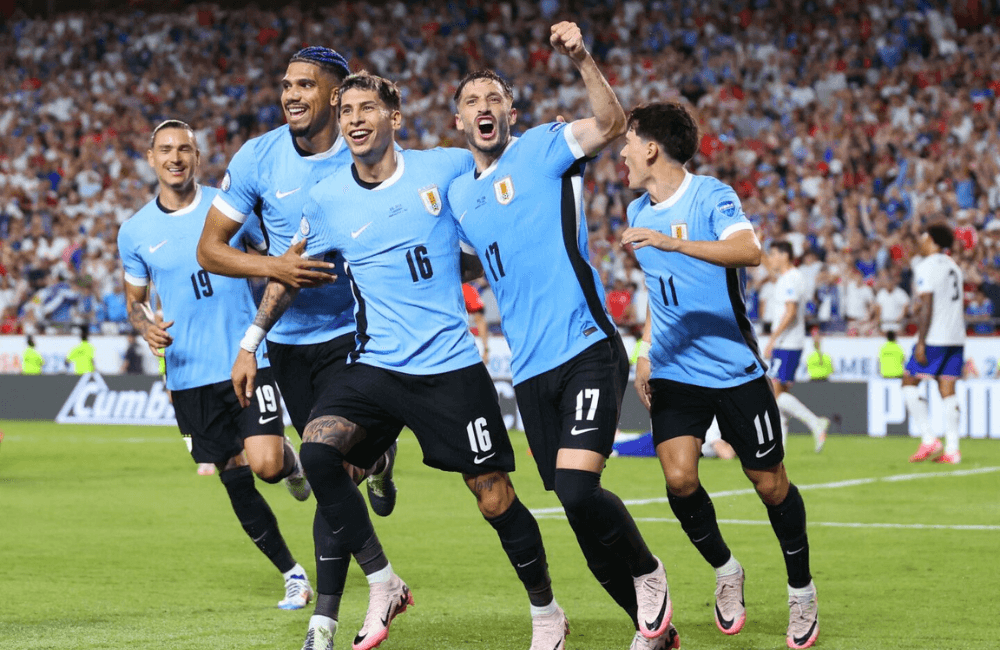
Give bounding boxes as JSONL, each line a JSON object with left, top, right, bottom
{"left": 196, "top": 237, "right": 221, "bottom": 273}
{"left": 598, "top": 109, "right": 627, "bottom": 143}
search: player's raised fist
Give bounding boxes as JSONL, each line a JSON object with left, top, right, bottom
{"left": 550, "top": 21, "right": 587, "bottom": 62}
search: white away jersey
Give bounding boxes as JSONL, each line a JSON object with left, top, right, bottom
{"left": 770, "top": 267, "right": 807, "bottom": 351}
{"left": 914, "top": 253, "right": 965, "bottom": 346}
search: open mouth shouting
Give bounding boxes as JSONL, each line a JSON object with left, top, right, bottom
{"left": 476, "top": 115, "right": 497, "bottom": 141}
{"left": 286, "top": 103, "right": 308, "bottom": 122}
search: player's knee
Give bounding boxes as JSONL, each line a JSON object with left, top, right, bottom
{"left": 219, "top": 464, "right": 255, "bottom": 503}
{"left": 553, "top": 468, "right": 601, "bottom": 517}
{"left": 299, "top": 441, "right": 347, "bottom": 485}
{"left": 249, "top": 451, "right": 285, "bottom": 483}
{"left": 468, "top": 471, "right": 515, "bottom": 518}
{"left": 752, "top": 473, "right": 788, "bottom": 505}
{"left": 662, "top": 463, "right": 699, "bottom": 496}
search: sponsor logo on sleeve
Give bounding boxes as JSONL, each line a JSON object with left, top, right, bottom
{"left": 716, "top": 200, "right": 737, "bottom": 218}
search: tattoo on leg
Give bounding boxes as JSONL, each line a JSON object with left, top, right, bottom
{"left": 302, "top": 415, "right": 367, "bottom": 451}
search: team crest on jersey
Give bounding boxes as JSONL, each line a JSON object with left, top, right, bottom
{"left": 671, "top": 223, "right": 689, "bottom": 240}
{"left": 419, "top": 185, "right": 442, "bottom": 215}
{"left": 494, "top": 176, "right": 515, "bottom": 205}
{"left": 221, "top": 171, "right": 231, "bottom": 192}
{"left": 299, "top": 216, "right": 310, "bottom": 237}
{"left": 716, "top": 200, "right": 737, "bottom": 218}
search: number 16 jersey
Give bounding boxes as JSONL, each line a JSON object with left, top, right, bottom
{"left": 627, "top": 171, "right": 765, "bottom": 388}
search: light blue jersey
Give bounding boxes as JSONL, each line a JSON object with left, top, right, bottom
{"left": 118, "top": 186, "right": 268, "bottom": 391}
{"left": 448, "top": 122, "right": 615, "bottom": 385}
{"left": 628, "top": 171, "right": 765, "bottom": 388}
{"left": 297, "top": 148, "right": 480, "bottom": 374}
{"left": 211, "top": 126, "right": 355, "bottom": 345}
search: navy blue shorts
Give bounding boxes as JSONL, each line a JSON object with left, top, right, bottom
{"left": 768, "top": 348, "right": 803, "bottom": 383}
{"left": 905, "top": 345, "right": 964, "bottom": 379}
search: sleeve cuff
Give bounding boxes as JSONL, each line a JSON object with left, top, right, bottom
{"left": 719, "top": 222, "right": 753, "bottom": 241}
{"left": 124, "top": 273, "right": 148, "bottom": 287}
{"left": 212, "top": 195, "right": 248, "bottom": 224}
{"left": 563, "top": 124, "right": 586, "bottom": 160}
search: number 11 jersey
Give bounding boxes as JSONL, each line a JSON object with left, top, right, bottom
{"left": 627, "top": 171, "right": 765, "bottom": 388}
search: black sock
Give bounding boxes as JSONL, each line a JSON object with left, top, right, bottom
{"left": 313, "top": 508, "right": 345, "bottom": 620}
{"left": 766, "top": 483, "right": 812, "bottom": 589}
{"left": 301, "top": 442, "right": 383, "bottom": 592}
{"left": 220, "top": 465, "right": 295, "bottom": 573}
{"left": 485, "top": 498, "right": 553, "bottom": 607}
{"left": 258, "top": 440, "right": 297, "bottom": 484}
{"left": 566, "top": 515, "right": 638, "bottom": 626}
{"left": 667, "top": 484, "right": 732, "bottom": 568}
{"left": 555, "top": 469, "right": 658, "bottom": 577}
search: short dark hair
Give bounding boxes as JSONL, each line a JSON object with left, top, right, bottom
{"left": 150, "top": 119, "right": 194, "bottom": 148}
{"left": 337, "top": 71, "right": 401, "bottom": 113}
{"left": 771, "top": 241, "right": 794, "bottom": 260}
{"left": 627, "top": 102, "right": 699, "bottom": 164}
{"left": 887, "top": 330, "right": 897, "bottom": 342}
{"left": 926, "top": 222, "right": 955, "bottom": 250}
{"left": 453, "top": 69, "right": 513, "bottom": 106}
{"left": 27, "top": 335, "right": 35, "bottom": 347}
{"left": 289, "top": 46, "right": 351, "bottom": 81}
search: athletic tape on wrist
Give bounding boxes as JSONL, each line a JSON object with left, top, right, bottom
{"left": 240, "top": 325, "right": 266, "bottom": 353}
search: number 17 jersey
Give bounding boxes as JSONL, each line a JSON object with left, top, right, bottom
{"left": 627, "top": 171, "right": 765, "bottom": 388}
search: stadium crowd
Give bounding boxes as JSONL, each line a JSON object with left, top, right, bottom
{"left": 1, "top": 0, "right": 999, "bottom": 337}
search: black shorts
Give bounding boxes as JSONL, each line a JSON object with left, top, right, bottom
{"left": 267, "top": 333, "right": 355, "bottom": 436}
{"left": 514, "top": 336, "right": 629, "bottom": 490}
{"left": 649, "top": 374, "right": 783, "bottom": 470}
{"left": 172, "top": 366, "right": 285, "bottom": 464}
{"left": 309, "top": 362, "right": 515, "bottom": 476}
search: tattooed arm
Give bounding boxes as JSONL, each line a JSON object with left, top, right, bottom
{"left": 232, "top": 279, "right": 300, "bottom": 407}
{"left": 124, "top": 276, "right": 173, "bottom": 356}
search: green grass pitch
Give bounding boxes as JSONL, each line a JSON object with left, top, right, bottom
{"left": 1, "top": 420, "right": 997, "bottom": 650}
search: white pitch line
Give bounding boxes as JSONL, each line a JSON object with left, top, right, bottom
{"left": 532, "top": 516, "right": 1000, "bottom": 532}
{"left": 529, "top": 465, "right": 1000, "bottom": 515}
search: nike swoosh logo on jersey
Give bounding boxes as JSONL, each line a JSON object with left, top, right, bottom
{"left": 474, "top": 452, "right": 496, "bottom": 464}
{"left": 352, "top": 221, "right": 374, "bottom": 238}
{"left": 570, "top": 426, "right": 598, "bottom": 436}
{"left": 459, "top": 210, "right": 468, "bottom": 222}
{"left": 258, "top": 415, "right": 279, "bottom": 425}
{"left": 275, "top": 188, "right": 300, "bottom": 199}
{"left": 756, "top": 444, "right": 776, "bottom": 458}
{"left": 148, "top": 240, "right": 168, "bottom": 253}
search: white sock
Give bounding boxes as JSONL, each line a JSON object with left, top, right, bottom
{"left": 902, "top": 385, "right": 934, "bottom": 444}
{"left": 780, "top": 410, "right": 789, "bottom": 446}
{"left": 942, "top": 395, "right": 961, "bottom": 454}
{"left": 715, "top": 554, "right": 742, "bottom": 578}
{"left": 366, "top": 562, "right": 393, "bottom": 585}
{"left": 777, "top": 392, "right": 821, "bottom": 434}
{"left": 530, "top": 599, "right": 559, "bottom": 617}
{"left": 283, "top": 563, "right": 307, "bottom": 581}
{"left": 788, "top": 580, "right": 816, "bottom": 597}
{"left": 309, "top": 615, "right": 337, "bottom": 632}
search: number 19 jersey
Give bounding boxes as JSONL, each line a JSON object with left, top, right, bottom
{"left": 118, "top": 185, "right": 268, "bottom": 391}
{"left": 627, "top": 171, "right": 765, "bottom": 388}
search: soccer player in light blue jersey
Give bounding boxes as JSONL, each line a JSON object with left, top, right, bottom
{"left": 233, "top": 72, "right": 561, "bottom": 650}
{"left": 117, "top": 120, "right": 314, "bottom": 612}
{"left": 621, "top": 102, "right": 819, "bottom": 649}
{"left": 194, "top": 48, "right": 396, "bottom": 650}
{"left": 448, "top": 22, "right": 675, "bottom": 650}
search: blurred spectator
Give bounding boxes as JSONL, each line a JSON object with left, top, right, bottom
{"left": 965, "top": 288, "right": 995, "bottom": 335}
{"left": 462, "top": 282, "right": 489, "bottom": 364}
{"left": 873, "top": 270, "right": 911, "bottom": 334}
{"left": 878, "top": 331, "right": 906, "bottom": 379}
{"left": 843, "top": 269, "right": 876, "bottom": 335}
{"left": 605, "top": 278, "right": 635, "bottom": 332}
{"left": 120, "top": 332, "right": 144, "bottom": 375}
